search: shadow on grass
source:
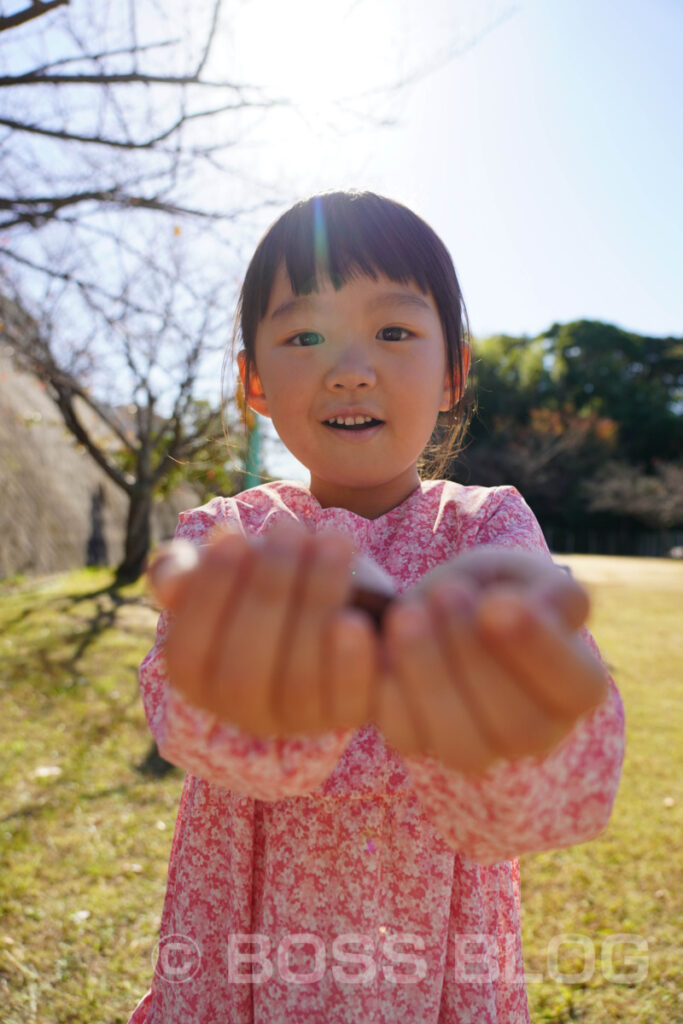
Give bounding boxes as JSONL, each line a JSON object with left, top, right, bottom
{"left": 1, "top": 677, "right": 180, "bottom": 830}
{"left": 2, "top": 570, "right": 176, "bottom": 791}
{"left": 59, "top": 581, "right": 150, "bottom": 671}
{"left": 3, "top": 574, "right": 155, "bottom": 684}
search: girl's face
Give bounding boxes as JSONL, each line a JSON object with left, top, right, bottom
{"left": 239, "top": 264, "right": 454, "bottom": 519}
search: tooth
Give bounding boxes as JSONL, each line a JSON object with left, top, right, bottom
{"left": 326, "top": 415, "right": 377, "bottom": 426}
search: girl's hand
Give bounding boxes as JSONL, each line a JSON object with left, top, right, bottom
{"left": 374, "top": 548, "right": 609, "bottom": 775}
{"left": 146, "top": 523, "right": 378, "bottom": 739}
{"left": 408, "top": 547, "right": 589, "bottom": 631}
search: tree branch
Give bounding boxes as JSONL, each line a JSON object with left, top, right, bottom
{"left": 0, "top": 189, "right": 226, "bottom": 229}
{"left": 50, "top": 385, "right": 134, "bottom": 494}
{"left": 0, "top": 1, "right": 68, "bottom": 33}
{"left": 194, "top": 0, "right": 221, "bottom": 79}
{"left": 153, "top": 408, "right": 224, "bottom": 485}
{"left": 0, "top": 247, "right": 174, "bottom": 320}
{"left": 68, "top": 383, "right": 138, "bottom": 455}
{"left": 0, "top": 70, "right": 253, "bottom": 90}
{"left": 0, "top": 96, "right": 278, "bottom": 150}
{"left": 25, "top": 38, "right": 180, "bottom": 76}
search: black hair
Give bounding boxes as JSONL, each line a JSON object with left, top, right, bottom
{"left": 228, "top": 190, "right": 473, "bottom": 477}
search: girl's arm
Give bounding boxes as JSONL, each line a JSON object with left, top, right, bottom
{"left": 401, "top": 649, "right": 623, "bottom": 865}
{"left": 398, "top": 487, "right": 626, "bottom": 865}
{"left": 139, "top": 505, "right": 356, "bottom": 801}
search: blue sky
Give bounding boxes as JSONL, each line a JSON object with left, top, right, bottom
{"left": 396, "top": 0, "right": 683, "bottom": 340}
{"left": 228, "top": 0, "right": 682, "bottom": 341}
{"left": 223, "top": 0, "right": 681, "bottom": 476}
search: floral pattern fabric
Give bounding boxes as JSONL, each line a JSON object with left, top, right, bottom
{"left": 128, "top": 480, "right": 625, "bottom": 1024}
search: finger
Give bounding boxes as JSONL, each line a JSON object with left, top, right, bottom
{"left": 325, "top": 608, "right": 377, "bottom": 730}
{"left": 414, "top": 547, "right": 587, "bottom": 631}
{"left": 383, "top": 598, "right": 498, "bottom": 775}
{"left": 412, "top": 547, "right": 550, "bottom": 596}
{"left": 145, "top": 540, "right": 199, "bottom": 611}
{"left": 210, "top": 523, "right": 312, "bottom": 734}
{"left": 429, "top": 585, "right": 570, "bottom": 762}
{"left": 273, "top": 533, "right": 355, "bottom": 733}
{"left": 476, "top": 594, "right": 609, "bottom": 721}
{"left": 164, "top": 532, "right": 250, "bottom": 704}
{"left": 533, "top": 575, "right": 590, "bottom": 631}
{"left": 373, "top": 669, "right": 424, "bottom": 759}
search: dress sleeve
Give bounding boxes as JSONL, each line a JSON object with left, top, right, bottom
{"left": 401, "top": 486, "right": 626, "bottom": 865}
{"left": 139, "top": 504, "right": 354, "bottom": 801}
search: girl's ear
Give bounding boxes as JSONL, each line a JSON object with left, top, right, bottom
{"left": 237, "top": 350, "right": 271, "bottom": 419}
{"left": 439, "top": 342, "right": 472, "bottom": 412}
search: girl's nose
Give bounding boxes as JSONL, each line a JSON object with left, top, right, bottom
{"left": 324, "top": 346, "right": 377, "bottom": 390}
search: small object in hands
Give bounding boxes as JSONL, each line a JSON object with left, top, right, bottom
{"left": 349, "top": 552, "right": 397, "bottom": 629}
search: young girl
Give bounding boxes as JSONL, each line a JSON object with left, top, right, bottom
{"left": 128, "top": 191, "right": 624, "bottom": 1024}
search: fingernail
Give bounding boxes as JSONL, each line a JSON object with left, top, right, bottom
{"left": 152, "top": 536, "right": 197, "bottom": 577}
{"left": 145, "top": 540, "right": 196, "bottom": 598}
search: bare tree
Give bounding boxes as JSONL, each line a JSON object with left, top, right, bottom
{"left": 0, "top": 2, "right": 518, "bottom": 580}
{"left": 0, "top": 0, "right": 280, "bottom": 580}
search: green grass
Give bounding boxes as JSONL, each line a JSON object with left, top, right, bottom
{"left": 520, "top": 558, "right": 683, "bottom": 1022}
{"left": 0, "top": 569, "right": 184, "bottom": 1024}
{"left": 1, "top": 560, "right": 681, "bottom": 1023}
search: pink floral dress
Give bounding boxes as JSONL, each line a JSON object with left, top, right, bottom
{"left": 128, "top": 480, "right": 624, "bottom": 1024}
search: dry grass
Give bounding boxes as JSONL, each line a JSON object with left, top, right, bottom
{"left": 1, "top": 558, "right": 681, "bottom": 1023}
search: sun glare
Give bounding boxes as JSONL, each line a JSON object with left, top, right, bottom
{"left": 224, "top": 0, "right": 403, "bottom": 113}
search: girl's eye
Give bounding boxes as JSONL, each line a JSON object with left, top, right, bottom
{"left": 378, "top": 326, "right": 412, "bottom": 342}
{"left": 287, "top": 331, "right": 323, "bottom": 347}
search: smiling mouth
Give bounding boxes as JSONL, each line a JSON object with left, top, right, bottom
{"left": 323, "top": 416, "right": 384, "bottom": 431}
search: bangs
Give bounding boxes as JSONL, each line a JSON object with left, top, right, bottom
{"left": 279, "top": 194, "right": 435, "bottom": 301}
{"left": 241, "top": 192, "right": 453, "bottom": 344}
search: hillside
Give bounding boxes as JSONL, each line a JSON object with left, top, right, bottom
{"left": 0, "top": 347, "right": 197, "bottom": 577}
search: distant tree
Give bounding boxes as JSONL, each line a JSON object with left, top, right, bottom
{"left": 469, "top": 332, "right": 552, "bottom": 429}
{"left": 0, "top": 293, "right": 248, "bottom": 580}
{"left": 456, "top": 321, "right": 683, "bottom": 541}
{"left": 583, "top": 460, "right": 683, "bottom": 530}
{"left": 539, "top": 321, "right": 683, "bottom": 463}
{"left": 0, "top": 0, "right": 282, "bottom": 580}
{"left": 453, "top": 399, "right": 619, "bottom": 524}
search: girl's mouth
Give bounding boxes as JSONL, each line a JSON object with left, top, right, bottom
{"left": 323, "top": 416, "right": 384, "bottom": 431}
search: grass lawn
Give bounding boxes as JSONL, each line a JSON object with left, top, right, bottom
{"left": 1, "top": 558, "right": 681, "bottom": 1023}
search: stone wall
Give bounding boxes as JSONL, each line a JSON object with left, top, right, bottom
{"left": 0, "top": 349, "right": 198, "bottom": 578}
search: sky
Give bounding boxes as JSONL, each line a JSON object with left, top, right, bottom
{"left": 223, "top": 0, "right": 682, "bottom": 340}
{"left": 217, "top": 0, "right": 682, "bottom": 478}
{"left": 9, "top": 0, "right": 679, "bottom": 477}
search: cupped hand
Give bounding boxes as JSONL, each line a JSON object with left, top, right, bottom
{"left": 408, "top": 546, "right": 589, "bottom": 630}
{"left": 146, "top": 523, "right": 378, "bottom": 739}
{"left": 374, "top": 547, "right": 609, "bottom": 775}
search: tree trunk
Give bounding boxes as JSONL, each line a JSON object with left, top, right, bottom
{"left": 116, "top": 480, "right": 153, "bottom": 583}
